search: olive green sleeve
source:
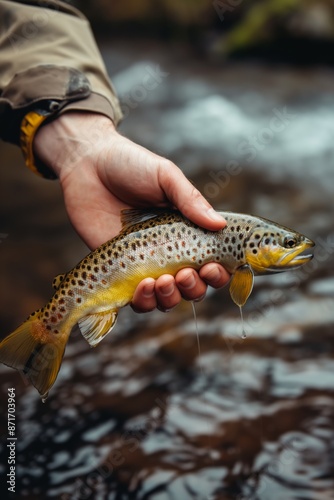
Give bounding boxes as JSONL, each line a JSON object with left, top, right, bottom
{"left": 0, "top": 0, "right": 123, "bottom": 145}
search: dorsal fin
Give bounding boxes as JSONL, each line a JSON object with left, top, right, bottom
{"left": 52, "top": 273, "right": 66, "bottom": 290}
{"left": 120, "top": 208, "right": 175, "bottom": 232}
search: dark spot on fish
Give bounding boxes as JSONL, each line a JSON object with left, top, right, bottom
{"left": 59, "top": 307, "right": 66, "bottom": 313}
{"left": 90, "top": 274, "right": 98, "bottom": 281}
{"left": 88, "top": 284, "right": 93, "bottom": 290}
{"left": 223, "top": 246, "right": 227, "bottom": 253}
{"left": 171, "top": 227, "right": 176, "bottom": 234}
{"left": 193, "top": 234, "right": 197, "bottom": 240}
{"left": 76, "top": 298, "right": 82, "bottom": 304}
{"left": 264, "top": 238, "right": 270, "bottom": 245}
{"left": 131, "top": 243, "right": 136, "bottom": 251}
{"left": 232, "top": 237, "right": 236, "bottom": 244}
{"left": 94, "top": 258, "right": 98, "bottom": 265}
{"left": 101, "top": 265, "right": 107, "bottom": 273}
{"left": 246, "top": 226, "right": 250, "bottom": 232}
{"left": 120, "top": 262, "right": 126, "bottom": 268}
{"left": 124, "top": 242, "right": 129, "bottom": 249}
{"left": 44, "top": 311, "right": 49, "bottom": 317}
{"left": 237, "top": 244, "right": 241, "bottom": 251}
{"left": 231, "top": 226, "right": 235, "bottom": 232}
{"left": 94, "top": 266, "right": 99, "bottom": 273}
{"left": 233, "top": 250, "right": 237, "bottom": 257}
{"left": 102, "top": 279, "right": 107, "bottom": 285}
{"left": 228, "top": 245, "right": 233, "bottom": 252}
{"left": 54, "top": 329, "right": 59, "bottom": 334}
{"left": 46, "top": 325, "right": 51, "bottom": 331}
{"left": 108, "top": 260, "right": 113, "bottom": 266}
{"left": 87, "top": 265, "right": 92, "bottom": 271}
{"left": 51, "top": 306, "right": 56, "bottom": 312}
{"left": 107, "top": 250, "right": 112, "bottom": 257}
{"left": 140, "top": 254, "right": 145, "bottom": 260}
{"left": 237, "top": 225, "right": 241, "bottom": 232}
{"left": 101, "top": 254, "right": 106, "bottom": 260}
{"left": 114, "top": 252, "right": 119, "bottom": 258}
{"left": 181, "top": 241, "right": 186, "bottom": 248}
{"left": 74, "top": 271, "right": 79, "bottom": 278}
{"left": 78, "top": 280, "right": 85, "bottom": 286}
{"left": 51, "top": 317, "right": 57, "bottom": 323}
{"left": 252, "top": 249, "right": 258, "bottom": 254}
{"left": 71, "top": 279, "right": 76, "bottom": 286}
{"left": 82, "top": 271, "right": 87, "bottom": 280}
{"left": 59, "top": 298, "right": 65, "bottom": 305}
{"left": 225, "top": 237, "right": 230, "bottom": 244}
{"left": 68, "top": 290, "right": 74, "bottom": 297}
{"left": 57, "top": 313, "right": 63, "bottom": 320}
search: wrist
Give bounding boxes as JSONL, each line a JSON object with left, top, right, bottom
{"left": 33, "top": 112, "right": 117, "bottom": 179}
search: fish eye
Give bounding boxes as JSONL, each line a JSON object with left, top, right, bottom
{"left": 283, "top": 236, "right": 298, "bottom": 248}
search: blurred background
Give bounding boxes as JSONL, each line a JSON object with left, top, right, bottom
{"left": 1, "top": 0, "right": 334, "bottom": 498}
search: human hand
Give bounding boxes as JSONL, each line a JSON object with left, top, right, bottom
{"left": 34, "top": 112, "right": 230, "bottom": 312}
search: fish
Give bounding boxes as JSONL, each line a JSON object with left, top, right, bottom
{"left": 0, "top": 208, "right": 314, "bottom": 398}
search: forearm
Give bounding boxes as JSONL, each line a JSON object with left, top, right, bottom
{"left": 0, "top": 0, "right": 122, "bottom": 149}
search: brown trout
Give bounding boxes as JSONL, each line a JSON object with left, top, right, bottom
{"left": 0, "top": 209, "right": 314, "bottom": 398}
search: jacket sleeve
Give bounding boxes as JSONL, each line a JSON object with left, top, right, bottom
{"left": 0, "top": 0, "right": 123, "bottom": 146}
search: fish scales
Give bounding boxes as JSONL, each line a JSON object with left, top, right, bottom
{"left": 0, "top": 208, "right": 314, "bottom": 398}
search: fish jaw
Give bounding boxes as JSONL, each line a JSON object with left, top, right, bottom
{"left": 247, "top": 236, "right": 315, "bottom": 274}
{"left": 276, "top": 237, "right": 315, "bottom": 270}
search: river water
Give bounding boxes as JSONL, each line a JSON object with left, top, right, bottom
{"left": 0, "top": 39, "right": 334, "bottom": 499}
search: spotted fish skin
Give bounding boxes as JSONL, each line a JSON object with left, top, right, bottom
{"left": 0, "top": 209, "right": 314, "bottom": 397}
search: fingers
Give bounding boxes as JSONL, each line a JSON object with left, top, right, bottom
{"left": 199, "top": 262, "right": 231, "bottom": 289}
{"left": 131, "top": 275, "right": 182, "bottom": 313}
{"left": 131, "top": 264, "right": 230, "bottom": 314}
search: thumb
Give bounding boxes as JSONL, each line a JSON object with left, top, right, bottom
{"left": 158, "top": 161, "right": 226, "bottom": 230}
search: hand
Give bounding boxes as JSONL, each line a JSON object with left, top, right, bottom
{"left": 34, "top": 112, "right": 230, "bottom": 312}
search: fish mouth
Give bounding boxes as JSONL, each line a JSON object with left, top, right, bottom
{"left": 280, "top": 238, "right": 315, "bottom": 269}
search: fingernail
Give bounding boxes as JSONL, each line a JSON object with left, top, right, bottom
{"left": 143, "top": 282, "right": 155, "bottom": 298}
{"left": 160, "top": 282, "right": 174, "bottom": 297}
{"left": 179, "top": 274, "right": 196, "bottom": 290}
{"left": 204, "top": 267, "right": 221, "bottom": 285}
{"left": 207, "top": 208, "right": 226, "bottom": 223}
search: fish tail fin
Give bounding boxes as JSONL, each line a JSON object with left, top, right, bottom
{"left": 0, "top": 315, "right": 68, "bottom": 399}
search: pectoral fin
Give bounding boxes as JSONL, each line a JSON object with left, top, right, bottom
{"left": 78, "top": 310, "right": 118, "bottom": 347}
{"left": 229, "top": 265, "right": 254, "bottom": 307}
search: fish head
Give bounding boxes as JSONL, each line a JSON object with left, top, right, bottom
{"left": 245, "top": 225, "right": 315, "bottom": 275}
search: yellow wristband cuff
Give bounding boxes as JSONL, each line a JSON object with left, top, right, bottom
{"left": 20, "top": 110, "right": 57, "bottom": 180}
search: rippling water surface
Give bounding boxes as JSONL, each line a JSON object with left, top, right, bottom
{"left": 1, "top": 40, "right": 334, "bottom": 499}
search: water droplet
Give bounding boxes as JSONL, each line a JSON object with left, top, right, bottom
{"left": 41, "top": 392, "right": 49, "bottom": 403}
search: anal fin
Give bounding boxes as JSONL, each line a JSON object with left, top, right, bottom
{"left": 229, "top": 264, "right": 254, "bottom": 307}
{"left": 78, "top": 310, "right": 118, "bottom": 347}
